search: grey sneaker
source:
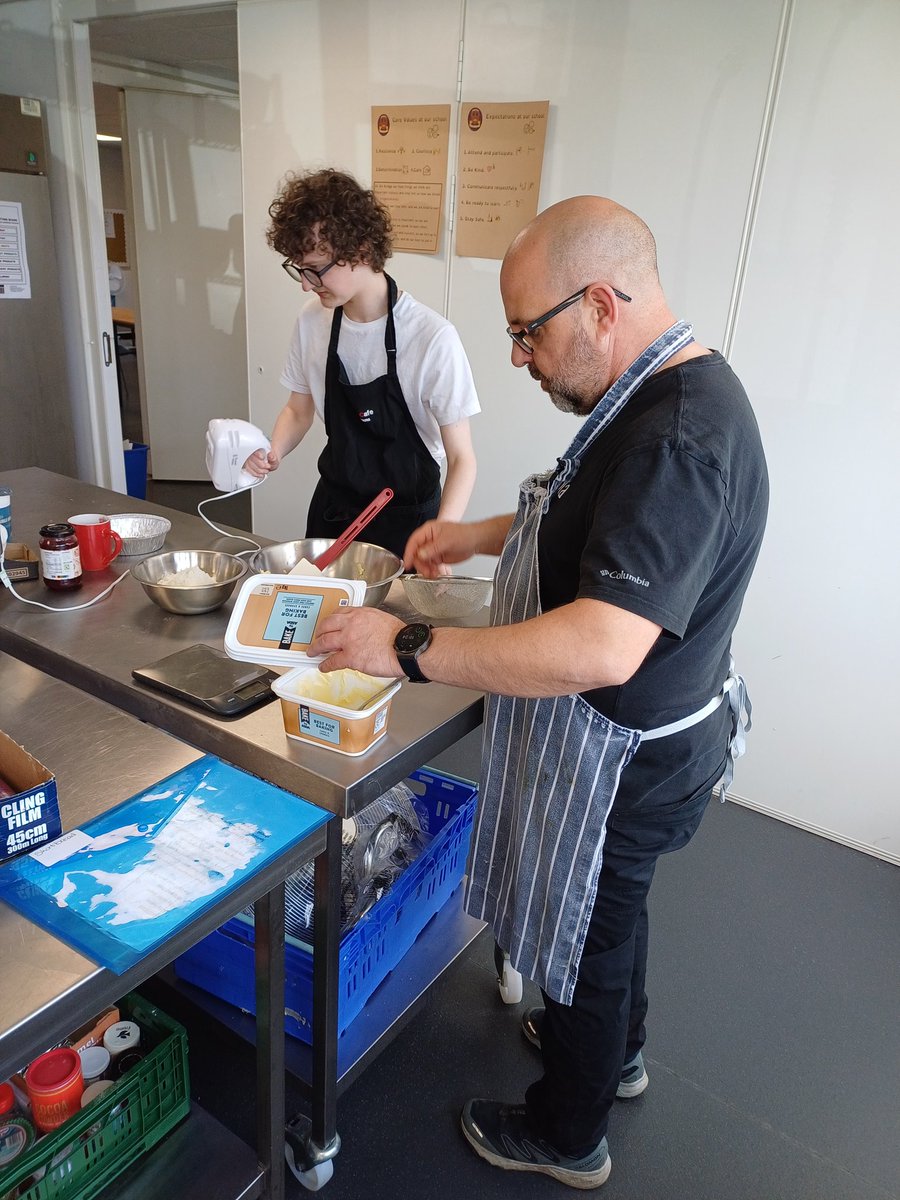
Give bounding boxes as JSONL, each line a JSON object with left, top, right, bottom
{"left": 522, "top": 1008, "right": 649, "bottom": 1099}
{"left": 461, "top": 1099, "right": 611, "bottom": 1190}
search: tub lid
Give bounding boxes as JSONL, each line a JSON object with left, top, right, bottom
{"left": 224, "top": 573, "right": 367, "bottom": 666}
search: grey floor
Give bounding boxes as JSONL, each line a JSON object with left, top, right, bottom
{"left": 147, "top": 726, "right": 900, "bottom": 1200}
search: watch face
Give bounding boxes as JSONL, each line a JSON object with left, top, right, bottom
{"left": 395, "top": 622, "right": 431, "bottom": 653}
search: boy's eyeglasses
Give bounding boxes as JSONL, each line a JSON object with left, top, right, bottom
{"left": 281, "top": 258, "right": 338, "bottom": 287}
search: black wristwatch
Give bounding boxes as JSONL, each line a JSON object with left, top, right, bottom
{"left": 393, "top": 622, "right": 433, "bottom": 682}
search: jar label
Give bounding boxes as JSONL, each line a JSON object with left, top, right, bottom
{"left": 39, "top": 546, "right": 82, "bottom": 580}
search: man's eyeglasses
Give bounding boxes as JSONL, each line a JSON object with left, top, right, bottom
{"left": 281, "top": 258, "right": 338, "bottom": 287}
{"left": 506, "top": 284, "right": 632, "bottom": 354}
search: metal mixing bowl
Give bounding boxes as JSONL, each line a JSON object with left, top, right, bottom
{"left": 109, "top": 513, "right": 172, "bottom": 556}
{"left": 249, "top": 539, "right": 403, "bottom": 608}
{"left": 401, "top": 574, "right": 494, "bottom": 619}
{"left": 131, "top": 550, "right": 248, "bottom": 615}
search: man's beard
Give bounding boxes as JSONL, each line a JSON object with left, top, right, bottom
{"left": 529, "top": 325, "right": 601, "bottom": 416}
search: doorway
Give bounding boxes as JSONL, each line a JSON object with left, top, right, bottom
{"left": 86, "top": 7, "right": 251, "bottom": 525}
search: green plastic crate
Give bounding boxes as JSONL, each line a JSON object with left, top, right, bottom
{"left": 0, "top": 993, "right": 190, "bottom": 1200}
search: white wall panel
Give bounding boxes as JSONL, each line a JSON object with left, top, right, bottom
{"left": 728, "top": 0, "right": 900, "bottom": 858}
{"left": 451, "top": 0, "right": 784, "bottom": 549}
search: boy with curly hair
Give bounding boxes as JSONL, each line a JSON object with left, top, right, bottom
{"left": 245, "top": 168, "right": 480, "bottom": 558}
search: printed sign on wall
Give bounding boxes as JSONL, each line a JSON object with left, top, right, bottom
{"left": 455, "top": 101, "right": 549, "bottom": 260}
{"left": 371, "top": 105, "right": 451, "bottom": 253}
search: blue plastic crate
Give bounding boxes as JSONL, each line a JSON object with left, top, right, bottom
{"left": 173, "top": 767, "right": 478, "bottom": 1043}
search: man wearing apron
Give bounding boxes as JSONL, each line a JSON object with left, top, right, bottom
{"left": 244, "top": 169, "right": 480, "bottom": 558}
{"left": 310, "top": 196, "right": 769, "bottom": 1190}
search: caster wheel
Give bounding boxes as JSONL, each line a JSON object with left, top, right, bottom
{"left": 497, "top": 954, "right": 523, "bottom": 1005}
{"left": 285, "top": 1147, "right": 334, "bottom": 1191}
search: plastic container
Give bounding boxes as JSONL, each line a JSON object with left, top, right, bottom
{"left": 271, "top": 667, "right": 400, "bottom": 756}
{"left": 25, "top": 1050, "right": 83, "bottom": 1133}
{"left": 0, "top": 1113, "right": 34, "bottom": 1172}
{"left": 0, "top": 993, "right": 189, "bottom": 1200}
{"left": 224, "top": 573, "right": 366, "bottom": 668}
{"left": 79, "top": 1081, "right": 114, "bottom": 1108}
{"left": 174, "top": 767, "right": 478, "bottom": 1043}
{"left": 123, "top": 444, "right": 149, "bottom": 500}
{"left": 102, "top": 1021, "right": 140, "bottom": 1060}
{"left": 76, "top": 1046, "right": 109, "bottom": 1086}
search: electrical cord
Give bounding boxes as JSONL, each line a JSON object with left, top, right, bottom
{"left": 197, "top": 484, "right": 264, "bottom": 556}
{"left": 0, "top": 524, "right": 132, "bottom": 611}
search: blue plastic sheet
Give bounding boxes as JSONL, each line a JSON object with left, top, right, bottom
{"left": 0, "top": 755, "right": 329, "bottom": 973}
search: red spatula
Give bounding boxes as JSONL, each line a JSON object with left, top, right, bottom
{"left": 312, "top": 487, "right": 394, "bottom": 571}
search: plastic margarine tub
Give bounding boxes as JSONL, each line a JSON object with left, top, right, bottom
{"left": 271, "top": 667, "right": 401, "bottom": 755}
{"left": 225, "top": 572, "right": 401, "bottom": 753}
{"left": 224, "top": 573, "right": 367, "bottom": 666}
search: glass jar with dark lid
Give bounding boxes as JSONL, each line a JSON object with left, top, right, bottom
{"left": 39, "top": 523, "right": 83, "bottom": 591}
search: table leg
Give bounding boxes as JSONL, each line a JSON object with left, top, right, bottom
{"left": 256, "top": 881, "right": 286, "bottom": 1200}
{"left": 284, "top": 815, "right": 341, "bottom": 1187}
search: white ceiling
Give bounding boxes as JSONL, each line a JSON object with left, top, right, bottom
{"left": 89, "top": 6, "right": 238, "bottom": 86}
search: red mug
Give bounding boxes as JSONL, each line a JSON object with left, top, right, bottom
{"left": 67, "top": 513, "right": 123, "bottom": 571}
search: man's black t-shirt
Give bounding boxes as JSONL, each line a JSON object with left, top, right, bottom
{"left": 537, "top": 351, "right": 769, "bottom": 811}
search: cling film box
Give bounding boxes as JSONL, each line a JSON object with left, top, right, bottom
{"left": 0, "top": 728, "right": 62, "bottom": 862}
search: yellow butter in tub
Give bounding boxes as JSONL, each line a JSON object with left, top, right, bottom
{"left": 281, "top": 668, "right": 392, "bottom": 710}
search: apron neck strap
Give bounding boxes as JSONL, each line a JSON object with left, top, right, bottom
{"left": 328, "top": 273, "right": 399, "bottom": 377}
{"left": 562, "top": 320, "right": 694, "bottom": 468}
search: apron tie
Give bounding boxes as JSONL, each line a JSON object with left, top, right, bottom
{"left": 640, "top": 657, "right": 752, "bottom": 800}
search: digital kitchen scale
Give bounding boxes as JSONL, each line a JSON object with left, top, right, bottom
{"left": 132, "top": 644, "right": 278, "bottom": 717}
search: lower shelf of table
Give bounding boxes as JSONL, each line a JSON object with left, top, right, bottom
{"left": 161, "top": 889, "right": 486, "bottom": 1095}
{"left": 101, "top": 1103, "right": 264, "bottom": 1200}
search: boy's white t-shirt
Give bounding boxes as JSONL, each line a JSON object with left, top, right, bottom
{"left": 279, "top": 290, "right": 480, "bottom": 463}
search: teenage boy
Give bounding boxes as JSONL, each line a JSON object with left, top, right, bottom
{"left": 245, "top": 168, "right": 480, "bottom": 557}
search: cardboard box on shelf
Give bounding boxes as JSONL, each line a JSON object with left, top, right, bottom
{"left": 0, "top": 728, "right": 61, "bottom": 862}
{"left": 3, "top": 543, "right": 40, "bottom": 582}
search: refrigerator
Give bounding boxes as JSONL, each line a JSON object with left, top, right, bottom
{"left": 0, "top": 92, "right": 77, "bottom": 481}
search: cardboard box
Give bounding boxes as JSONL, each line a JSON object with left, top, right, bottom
{"left": 0, "top": 728, "right": 62, "bottom": 862}
{"left": 3, "top": 542, "right": 40, "bottom": 582}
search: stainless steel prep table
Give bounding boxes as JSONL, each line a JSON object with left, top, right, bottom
{"left": 0, "top": 653, "right": 329, "bottom": 1200}
{"left": 0, "top": 467, "right": 486, "bottom": 1188}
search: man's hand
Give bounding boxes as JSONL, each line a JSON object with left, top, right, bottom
{"left": 404, "top": 520, "right": 480, "bottom": 577}
{"left": 404, "top": 515, "right": 514, "bottom": 577}
{"left": 309, "top": 608, "right": 406, "bottom": 676}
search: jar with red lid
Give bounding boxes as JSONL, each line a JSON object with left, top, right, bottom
{"left": 38, "top": 523, "right": 82, "bottom": 591}
{"left": 25, "top": 1047, "right": 84, "bottom": 1132}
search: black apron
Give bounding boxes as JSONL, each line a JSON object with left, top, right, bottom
{"left": 306, "top": 274, "right": 441, "bottom": 559}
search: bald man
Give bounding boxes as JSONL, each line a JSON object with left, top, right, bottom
{"left": 310, "top": 197, "right": 769, "bottom": 1189}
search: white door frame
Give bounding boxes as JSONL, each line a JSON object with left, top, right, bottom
{"left": 52, "top": 13, "right": 127, "bottom": 489}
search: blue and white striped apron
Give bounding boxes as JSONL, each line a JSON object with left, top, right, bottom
{"left": 464, "top": 321, "right": 750, "bottom": 1005}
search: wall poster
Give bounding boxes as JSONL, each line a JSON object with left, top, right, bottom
{"left": 455, "top": 101, "right": 549, "bottom": 260}
{"left": 0, "top": 200, "right": 31, "bottom": 298}
{"left": 371, "top": 105, "right": 451, "bottom": 254}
